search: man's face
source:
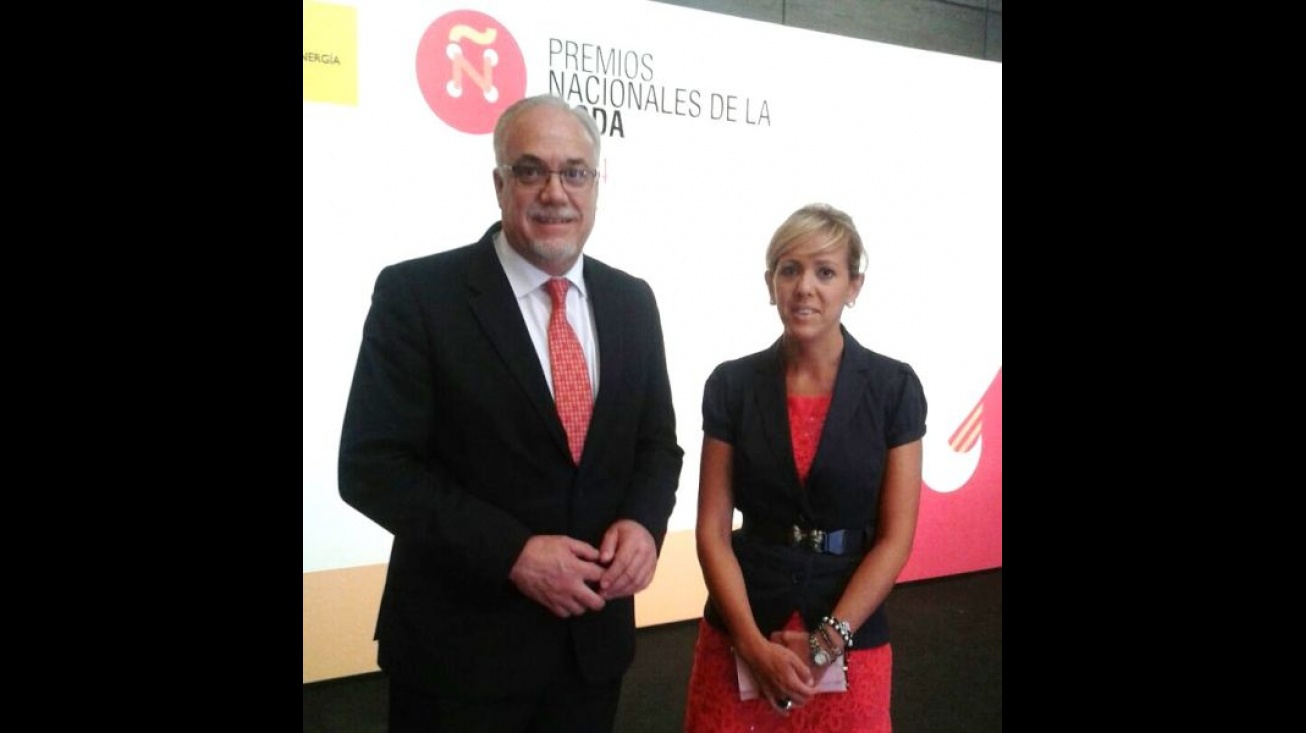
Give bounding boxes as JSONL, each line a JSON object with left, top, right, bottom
{"left": 494, "top": 106, "right": 599, "bottom": 275}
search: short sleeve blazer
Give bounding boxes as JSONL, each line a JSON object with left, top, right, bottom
{"left": 701, "top": 327, "right": 927, "bottom": 536}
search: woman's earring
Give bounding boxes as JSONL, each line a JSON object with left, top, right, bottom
{"left": 846, "top": 300, "right": 856, "bottom": 308}
{"left": 770, "top": 297, "right": 776, "bottom": 305}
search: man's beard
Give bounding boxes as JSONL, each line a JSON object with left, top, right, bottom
{"left": 526, "top": 238, "right": 581, "bottom": 263}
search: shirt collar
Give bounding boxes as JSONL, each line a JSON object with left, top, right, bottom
{"left": 493, "top": 230, "right": 588, "bottom": 299}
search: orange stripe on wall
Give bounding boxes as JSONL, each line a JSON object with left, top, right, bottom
{"left": 949, "top": 403, "right": 982, "bottom": 452}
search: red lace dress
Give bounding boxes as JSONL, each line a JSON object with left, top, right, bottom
{"left": 683, "top": 394, "right": 893, "bottom": 733}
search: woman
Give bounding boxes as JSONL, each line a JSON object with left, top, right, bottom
{"left": 683, "top": 204, "right": 927, "bottom": 732}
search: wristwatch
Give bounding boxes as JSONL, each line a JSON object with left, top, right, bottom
{"left": 808, "top": 631, "right": 832, "bottom": 667}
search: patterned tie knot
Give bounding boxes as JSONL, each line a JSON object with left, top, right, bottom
{"left": 547, "top": 277, "right": 570, "bottom": 309}
{"left": 546, "top": 277, "right": 591, "bottom": 464}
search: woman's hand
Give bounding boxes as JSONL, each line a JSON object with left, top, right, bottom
{"left": 743, "top": 637, "right": 818, "bottom": 714}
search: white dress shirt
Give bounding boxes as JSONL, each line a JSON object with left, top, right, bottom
{"left": 493, "top": 231, "right": 600, "bottom": 397}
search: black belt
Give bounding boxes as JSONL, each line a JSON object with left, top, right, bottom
{"left": 741, "top": 517, "right": 867, "bottom": 556}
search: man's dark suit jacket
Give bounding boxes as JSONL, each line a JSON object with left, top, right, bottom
{"left": 339, "top": 222, "right": 684, "bottom": 697}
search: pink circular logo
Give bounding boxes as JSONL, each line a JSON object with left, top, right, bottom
{"left": 416, "top": 10, "right": 527, "bottom": 135}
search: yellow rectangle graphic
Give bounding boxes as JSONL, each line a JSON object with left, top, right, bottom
{"left": 303, "top": 0, "right": 357, "bottom": 105}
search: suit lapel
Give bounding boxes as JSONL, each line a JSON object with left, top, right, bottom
{"left": 807, "top": 328, "right": 871, "bottom": 489}
{"left": 753, "top": 341, "right": 811, "bottom": 513}
{"left": 582, "top": 261, "right": 620, "bottom": 470}
{"left": 464, "top": 232, "right": 572, "bottom": 459}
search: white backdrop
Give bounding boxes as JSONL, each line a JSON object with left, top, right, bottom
{"left": 304, "top": 0, "right": 1001, "bottom": 573}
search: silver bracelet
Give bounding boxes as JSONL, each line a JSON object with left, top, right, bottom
{"left": 822, "top": 615, "right": 854, "bottom": 651}
{"left": 818, "top": 624, "right": 841, "bottom": 656}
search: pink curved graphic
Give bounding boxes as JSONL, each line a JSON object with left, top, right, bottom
{"left": 898, "top": 367, "right": 1002, "bottom": 582}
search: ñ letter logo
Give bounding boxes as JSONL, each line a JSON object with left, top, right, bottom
{"left": 446, "top": 25, "right": 499, "bottom": 102}
{"left": 417, "top": 10, "right": 526, "bottom": 135}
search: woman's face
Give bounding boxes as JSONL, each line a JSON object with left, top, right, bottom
{"left": 766, "top": 236, "right": 864, "bottom": 344}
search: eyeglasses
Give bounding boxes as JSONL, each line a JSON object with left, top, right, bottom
{"left": 498, "top": 163, "right": 598, "bottom": 190}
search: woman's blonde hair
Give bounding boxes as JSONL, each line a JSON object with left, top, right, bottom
{"left": 765, "top": 203, "right": 866, "bottom": 276}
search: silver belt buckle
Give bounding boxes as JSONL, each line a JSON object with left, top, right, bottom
{"left": 807, "top": 528, "right": 826, "bottom": 552}
{"left": 789, "top": 526, "right": 804, "bottom": 547}
{"left": 789, "top": 526, "right": 826, "bottom": 552}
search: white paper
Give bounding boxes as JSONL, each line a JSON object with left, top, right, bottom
{"left": 736, "top": 653, "right": 848, "bottom": 701}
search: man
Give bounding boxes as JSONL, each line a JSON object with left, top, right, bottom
{"left": 338, "top": 94, "right": 684, "bottom": 732}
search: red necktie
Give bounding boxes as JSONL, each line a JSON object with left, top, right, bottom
{"left": 546, "top": 278, "right": 593, "bottom": 464}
